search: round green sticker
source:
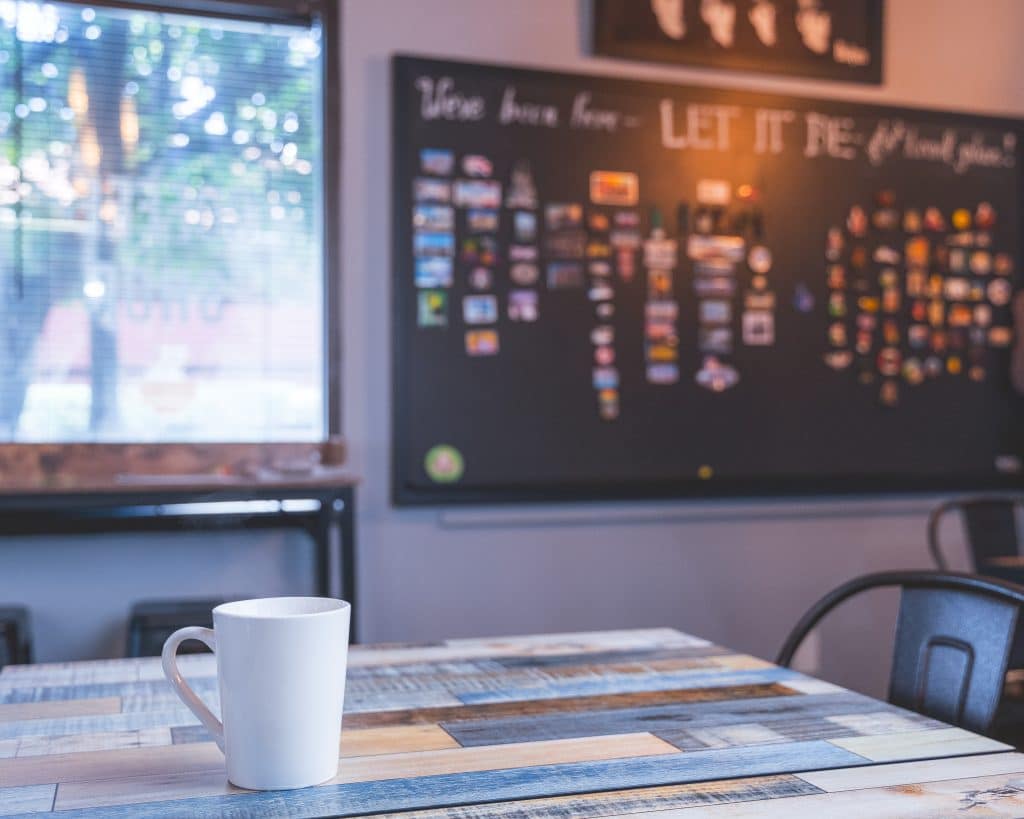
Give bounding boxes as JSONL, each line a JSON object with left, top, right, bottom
{"left": 424, "top": 445, "right": 464, "bottom": 483}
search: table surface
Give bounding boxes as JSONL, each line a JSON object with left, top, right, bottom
{"left": 0, "top": 628, "right": 1022, "bottom": 818}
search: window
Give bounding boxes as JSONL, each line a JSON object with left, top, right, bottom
{"left": 0, "top": 1, "right": 329, "bottom": 442}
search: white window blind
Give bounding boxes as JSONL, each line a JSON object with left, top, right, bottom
{"left": 0, "top": 1, "right": 325, "bottom": 442}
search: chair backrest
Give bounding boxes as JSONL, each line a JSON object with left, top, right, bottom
{"left": 927, "top": 496, "right": 1022, "bottom": 570}
{"left": 777, "top": 571, "right": 1024, "bottom": 734}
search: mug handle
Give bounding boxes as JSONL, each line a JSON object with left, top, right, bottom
{"left": 161, "top": 627, "right": 225, "bottom": 752}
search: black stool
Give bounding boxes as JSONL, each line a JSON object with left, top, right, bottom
{"left": 126, "top": 599, "right": 235, "bottom": 658}
{"left": 0, "top": 606, "right": 32, "bottom": 668}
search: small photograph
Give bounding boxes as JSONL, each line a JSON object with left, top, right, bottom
{"left": 610, "top": 229, "right": 641, "bottom": 249}
{"left": 413, "top": 178, "right": 452, "bottom": 203}
{"left": 510, "top": 263, "right": 540, "bottom": 286}
{"left": 944, "top": 278, "right": 971, "bottom": 301}
{"left": 417, "top": 290, "right": 448, "bottom": 327}
{"left": 453, "top": 179, "right": 502, "bottom": 209}
{"left": 645, "top": 320, "right": 677, "bottom": 343}
{"left": 465, "top": 329, "right": 500, "bottom": 356}
{"left": 545, "top": 203, "right": 584, "bottom": 231}
{"left": 648, "top": 269, "right": 673, "bottom": 298}
{"left": 547, "top": 262, "right": 585, "bottom": 289}
{"left": 413, "top": 231, "right": 455, "bottom": 257}
{"left": 592, "top": 325, "right": 615, "bottom": 346}
{"left": 508, "top": 289, "right": 539, "bottom": 322}
{"left": 687, "top": 235, "right": 745, "bottom": 263}
{"left": 695, "top": 356, "right": 740, "bottom": 393}
{"left": 590, "top": 260, "right": 613, "bottom": 277}
{"left": 590, "top": 171, "right": 639, "bottom": 206}
{"left": 694, "top": 276, "right": 736, "bottom": 298}
{"left": 646, "top": 363, "right": 679, "bottom": 384}
{"left": 646, "top": 342, "right": 678, "bottom": 363}
{"left": 746, "top": 292, "right": 776, "bottom": 311}
{"left": 468, "top": 267, "right": 493, "bottom": 291}
{"left": 420, "top": 148, "right": 455, "bottom": 176}
{"left": 646, "top": 300, "right": 679, "bottom": 320}
{"left": 546, "top": 231, "right": 587, "bottom": 259}
{"left": 461, "top": 236, "right": 498, "bottom": 266}
{"left": 742, "top": 310, "right": 775, "bottom": 346}
{"left": 466, "top": 208, "right": 500, "bottom": 233}
{"left": 699, "top": 326, "right": 733, "bottom": 355}
{"left": 510, "top": 244, "right": 540, "bottom": 262}
{"left": 700, "top": 300, "right": 732, "bottom": 325}
{"left": 588, "top": 283, "right": 614, "bottom": 302}
{"left": 593, "top": 366, "right": 620, "bottom": 389}
{"left": 463, "top": 294, "right": 498, "bottom": 324}
{"left": 461, "top": 154, "right": 493, "bottom": 178}
{"left": 514, "top": 211, "right": 538, "bottom": 242}
{"left": 413, "top": 204, "right": 454, "bottom": 232}
{"left": 414, "top": 257, "right": 454, "bottom": 288}
{"left": 614, "top": 210, "right": 641, "bottom": 228}
{"left": 588, "top": 211, "right": 611, "bottom": 232}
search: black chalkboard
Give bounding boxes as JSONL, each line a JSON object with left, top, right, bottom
{"left": 392, "top": 55, "right": 1024, "bottom": 505}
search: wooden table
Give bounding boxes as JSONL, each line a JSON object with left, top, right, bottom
{"left": 1, "top": 629, "right": 1023, "bottom": 817}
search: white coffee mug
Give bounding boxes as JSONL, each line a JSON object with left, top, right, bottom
{"left": 162, "top": 597, "right": 350, "bottom": 791}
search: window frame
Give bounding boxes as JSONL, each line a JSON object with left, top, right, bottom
{"left": 2, "top": 0, "right": 342, "bottom": 454}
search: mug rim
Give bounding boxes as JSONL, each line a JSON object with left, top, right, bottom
{"left": 213, "top": 596, "right": 349, "bottom": 620}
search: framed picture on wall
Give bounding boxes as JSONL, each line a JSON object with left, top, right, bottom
{"left": 593, "top": 0, "right": 884, "bottom": 85}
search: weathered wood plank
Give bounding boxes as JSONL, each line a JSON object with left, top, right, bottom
{"left": 0, "top": 698, "right": 121, "bottom": 723}
{"left": 346, "top": 629, "right": 707, "bottom": 669}
{"left": 0, "top": 783, "right": 55, "bottom": 815}
{"left": 365, "top": 775, "right": 822, "bottom": 818}
{"left": 799, "top": 752, "right": 1024, "bottom": 792}
{"left": 344, "top": 684, "right": 796, "bottom": 730}
{"left": 0, "top": 723, "right": 466, "bottom": 788}
{"left": 15, "top": 727, "right": 171, "bottom": 758}
{"left": 619, "top": 771, "right": 1024, "bottom": 817}
{"left": 828, "top": 727, "right": 1011, "bottom": 762}
{"left": 452, "top": 667, "right": 799, "bottom": 705}
{"left": 48, "top": 739, "right": 864, "bottom": 817}
{"left": 53, "top": 732, "right": 678, "bottom": 810}
{"left": 0, "top": 741, "right": 225, "bottom": 788}
{"left": 442, "top": 693, "right": 938, "bottom": 749}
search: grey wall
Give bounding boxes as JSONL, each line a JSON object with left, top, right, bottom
{"left": 2, "top": 0, "right": 1021, "bottom": 698}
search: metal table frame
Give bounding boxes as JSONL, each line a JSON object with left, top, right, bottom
{"left": 0, "top": 481, "right": 359, "bottom": 641}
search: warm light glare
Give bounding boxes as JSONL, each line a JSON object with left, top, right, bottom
{"left": 79, "top": 124, "right": 101, "bottom": 168}
{"left": 120, "top": 96, "right": 139, "bottom": 150}
{"left": 68, "top": 68, "right": 89, "bottom": 118}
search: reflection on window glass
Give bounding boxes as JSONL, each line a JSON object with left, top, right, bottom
{"left": 0, "top": 2, "right": 324, "bottom": 442}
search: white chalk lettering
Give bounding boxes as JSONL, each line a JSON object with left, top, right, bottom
{"left": 833, "top": 39, "right": 870, "bottom": 67}
{"left": 753, "top": 108, "right": 796, "bottom": 154}
{"left": 499, "top": 86, "right": 559, "bottom": 127}
{"left": 414, "top": 76, "right": 485, "bottom": 122}
{"left": 865, "top": 119, "right": 906, "bottom": 166}
{"left": 660, "top": 100, "right": 740, "bottom": 151}
{"left": 903, "top": 128, "right": 956, "bottom": 165}
{"left": 804, "top": 113, "right": 859, "bottom": 159}
{"left": 571, "top": 92, "right": 621, "bottom": 132}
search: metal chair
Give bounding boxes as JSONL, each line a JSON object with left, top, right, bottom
{"left": 777, "top": 571, "right": 1024, "bottom": 736}
{"left": 126, "top": 598, "right": 228, "bottom": 658}
{"left": 927, "top": 496, "right": 1024, "bottom": 571}
{"left": 0, "top": 606, "right": 32, "bottom": 668}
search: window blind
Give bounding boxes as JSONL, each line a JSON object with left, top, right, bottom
{"left": 0, "top": 1, "right": 325, "bottom": 442}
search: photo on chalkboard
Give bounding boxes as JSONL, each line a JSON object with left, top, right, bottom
{"left": 593, "top": 0, "right": 884, "bottom": 84}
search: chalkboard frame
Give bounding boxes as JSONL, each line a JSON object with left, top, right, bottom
{"left": 391, "top": 54, "right": 1024, "bottom": 507}
{"left": 592, "top": 0, "right": 885, "bottom": 85}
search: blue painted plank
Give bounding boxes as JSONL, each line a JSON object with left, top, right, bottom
{"left": 28, "top": 740, "right": 864, "bottom": 819}
{"left": 443, "top": 692, "right": 939, "bottom": 748}
{"left": 455, "top": 667, "right": 800, "bottom": 704}
{"left": 0, "top": 784, "right": 54, "bottom": 816}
